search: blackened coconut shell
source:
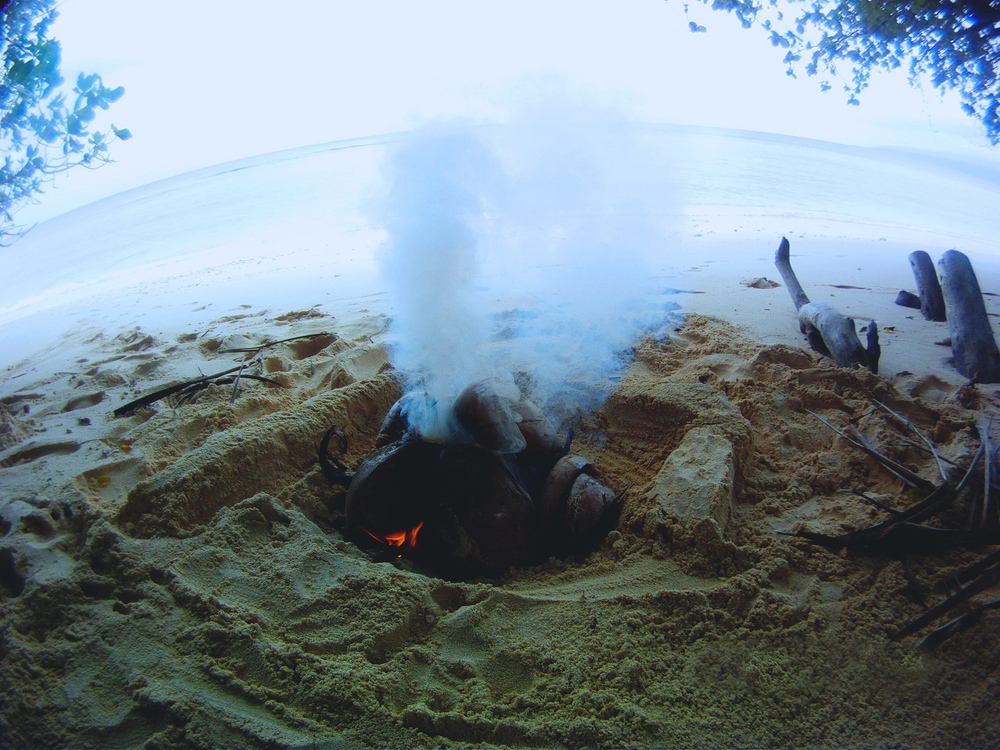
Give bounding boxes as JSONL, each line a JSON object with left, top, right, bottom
{"left": 563, "top": 473, "right": 619, "bottom": 550}
{"left": 538, "top": 454, "right": 593, "bottom": 534}
{"left": 453, "top": 379, "right": 527, "bottom": 455}
{"left": 419, "top": 443, "right": 536, "bottom": 577}
{"left": 344, "top": 439, "right": 442, "bottom": 538}
{"left": 539, "top": 454, "right": 620, "bottom": 555}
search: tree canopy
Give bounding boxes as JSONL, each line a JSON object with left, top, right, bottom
{"left": 1, "top": 0, "right": 129, "bottom": 242}
{"left": 687, "top": 0, "right": 1000, "bottom": 143}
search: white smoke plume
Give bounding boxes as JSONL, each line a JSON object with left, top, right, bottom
{"left": 374, "top": 94, "right": 681, "bottom": 437}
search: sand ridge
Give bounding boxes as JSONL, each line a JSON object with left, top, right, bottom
{"left": 1, "top": 308, "right": 999, "bottom": 748}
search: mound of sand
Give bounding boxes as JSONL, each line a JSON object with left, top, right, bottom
{"left": 1, "top": 310, "right": 999, "bottom": 748}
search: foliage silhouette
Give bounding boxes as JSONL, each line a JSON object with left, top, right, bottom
{"left": 1, "top": 0, "right": 129, "bottom": 242}
{"left": 687, "top": 0, "right": 1000, "bottom": 143}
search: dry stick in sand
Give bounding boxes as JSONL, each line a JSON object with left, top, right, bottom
{"left": 850, "top": 489, "right": 903, "bottom": 517}
{"left": 774, "top": 237, "right": 879, "bottom": 373}
{"left": 173, "top": 373, "right": 280, "bottom": 408}
{"left": 903, "top": 544, "right": 1000, "bottom": 650}
{"left": 798, "top": 406, "right": 1000, "bottom": 647}
{"left": 938, "top": 249, "right": 1000, "bottom": 382}
{"left": 217, "top": 331, "right": 334, "bottom": 355}
{"left": 874, "top": 400, "right": 949, "bottom": 484}
{"left": 916, "top": 599, "right": 1000, "bottom": 651}
{"left": 780, "top": 437, "right": 994, "bottom": 554}
{"left": 230, "top": 362, "right": 247, "bottom": 404}
{"left": 114, "top": 363, "right": 250, "bottom": 416}
{"left": 806, "top": 409, "right": 935, "bottom": 492}
{"left": 113, "top": 361, "right": 282, "bottom": 417}
{"left": 893, "top": 547, "right": 1000, "bottom": 644}
{"left": 977, "top": 418, "right": 994, "bottom": 527}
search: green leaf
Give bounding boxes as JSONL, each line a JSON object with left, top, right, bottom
{"left": 65, "top": 114, "right": 82, "bottom": 136}
{"left": 76, "top": 72, "right": 99, "bottom": 93}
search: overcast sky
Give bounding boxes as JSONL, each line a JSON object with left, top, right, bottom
{"left": 15, "top": 0, "right": 997, "bottom": 224}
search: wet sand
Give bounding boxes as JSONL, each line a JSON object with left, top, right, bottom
{"left": 3, "top": 237, "right": 1000, "bottom": 747}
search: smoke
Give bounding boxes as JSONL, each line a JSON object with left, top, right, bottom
{"left": 374, "top": 94, "right": 681, "bottom": 436}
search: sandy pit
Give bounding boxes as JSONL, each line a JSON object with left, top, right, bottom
{"left": 2, "top": 300, "right": 1000, "bottom": 748}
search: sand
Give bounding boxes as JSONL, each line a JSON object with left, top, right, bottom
{"left": 3, "top": 241, "right": 1000, "bottom": 748}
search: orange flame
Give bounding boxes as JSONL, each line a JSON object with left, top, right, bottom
{"left": 360, "top": 521, "right": 424, "bottom": 552}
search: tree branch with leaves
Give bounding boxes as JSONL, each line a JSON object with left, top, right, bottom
{"left": 1, "top": 0, "right": 130, "bottom": 243}
{"left": 684, "top": 0, "right": 1000, "bottom": 143}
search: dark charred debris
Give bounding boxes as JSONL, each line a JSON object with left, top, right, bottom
{"left": 319, "top": 378, "right": 624, "bottom": 581}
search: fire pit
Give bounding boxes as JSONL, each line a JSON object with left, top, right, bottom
{"left": 320, "top": 378, "right": 623, "bottom": 579}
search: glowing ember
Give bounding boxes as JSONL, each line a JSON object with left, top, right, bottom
{"left": 361, "top": 521, "right": 424, "bottom": 552}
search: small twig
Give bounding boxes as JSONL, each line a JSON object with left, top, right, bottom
{"left": 214, "top": 374, "right": 282, "bottom": 387}
{"left": 806, "top": 409, "right": 935, "bottom": 491}
{"left": 876, "top": 400, "right": 949, "bottom": 484}
{"left": 230, "top": 363, "right": 246, "bottom": 403}
{"left": 958, "top": 443, "right": 987, "bottom": 497}
{"left": 780, "top": 520, "right": 999, "bottom": 554}
{"left": 114, "top": 362, "right": 257, "bottom": 417}
{"left": 850, "top": 489, "right": 902, "bottom": 517}
{"left": 847, "top": 424, "right": 929, "bottom": 490}
{"left": 218, "top": 331, "right": 333, "bottom": 355}
{"left": 895, "top": 438, "right": 965, "bottom": 472}
{"left": 114, "top": 362, "right": 282, "bottom": 416}
{"left": 952, "top": 547, "right": 1000, "bottom": 588}
{"left": 978, "top": 418, "right": 993, "bottom": 527}
{"left": 893, "top": 558, "right": 1000, "bottom": 642}
{"left": 917, "top": 599, "right": 1000, "bottom": 651}
{"left": 808, "top": 410, "right": 935, "bottom": 492}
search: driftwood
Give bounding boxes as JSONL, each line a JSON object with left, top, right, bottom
{"left": 938, "top": 249, "right": 1000, "bottom": 383}
{"left": 774, "top": 237, "right": 878, "bottom": 373}
{"left": 908, "top": 250, "right": 947, "bottom": 321}
{"left": 895, "top": 290, "right": 922, "bottom": 310}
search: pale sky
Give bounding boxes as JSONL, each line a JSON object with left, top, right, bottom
{"left": 15, "top": 0, "right": 996, "bottom": 224}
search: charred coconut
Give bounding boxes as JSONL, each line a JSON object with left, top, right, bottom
{"left": 319, "top": 378, "right": 622, "bottom": 578}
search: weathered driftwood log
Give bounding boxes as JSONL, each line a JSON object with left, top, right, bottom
{"left": 774, "top": 237, "right": 878, "bottom": 373}
{"left": 938, "top": 249, "right": 1000, "bottom": 382}
{"left": 908, "top": 250, "right": 947, "bottom": 321}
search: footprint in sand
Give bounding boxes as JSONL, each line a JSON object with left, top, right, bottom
{"left": 0, "top": 440, "right": 81, "bottom": 469}
{"left": 60, "top": 391, "right": 106, "bottom": 412}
